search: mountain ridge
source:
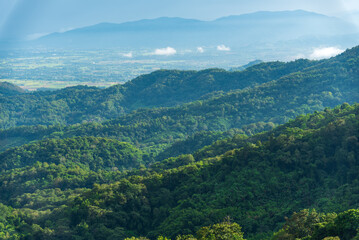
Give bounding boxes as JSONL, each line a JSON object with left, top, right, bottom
{"left": 0, "top": 82, "right": 26, "bottom": 95}
{"left": 45, "top": 10, "right": 348, "bottom": 37}
{"left": 0, "top": 57, "right": 318, "bottom": 129}
{"left": 0, "top": 45, "right": 358, "bottom": 154}
{"left": 29, "top": 10, "right": 358, "bottom": 49}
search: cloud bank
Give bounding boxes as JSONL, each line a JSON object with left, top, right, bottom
{"left": 153, "top": 47, "right": 177, "bottom": 56}
{"left": 217, "top": 44, "right": 231, "bottom": 51}
{"left": 309, "top": 47, "right": 344, "bottom": 60}
{"left": 123, "top": 52, "right": 133, "bottom": 58}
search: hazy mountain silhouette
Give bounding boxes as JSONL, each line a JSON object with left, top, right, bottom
{"left": 30, "top": 10, "right": 357, "bottom": 49}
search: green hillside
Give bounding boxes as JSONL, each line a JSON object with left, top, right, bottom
{"left": 0, "top": 136, "right": 143, "bottom": 171}
{"left": 0, "top": 82, "right": 26, "bottom": 96}
{"left": 0, "top": 46, "right": 358, "bottom": 240}
{"left": 0, "top": 59, "right": 314, "bottom": 129}
{"left": 0, "top": 103, "right": 358, "bottom": 239}
{"left": 1, "top": 46, "right": 358, "bottom": 155}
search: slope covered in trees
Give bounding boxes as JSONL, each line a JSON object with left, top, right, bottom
{"left": 272, "top": 209, "right": 359, "bottom": 240}
{"left": 0, "top": 59, "right": 314, "bottom": 128}
{"left": 1, "top": 46, "right": 358, "bottom": 154}
{"left": 0, "top": 136, "right": 143, "bottom": 171}
{"left": 0, "top": 46, "right": 358, "bottom": 239}
{"left": 0, "top": 82, "right": 26, "bottom": 96}
{"left": 0, "top": 103, "right": 358, "bottom": 239}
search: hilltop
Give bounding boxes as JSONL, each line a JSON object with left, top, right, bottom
{"left": 0, "top": 58, "right": 316, "bottom": 128}
{"left": 0, "top": 82, "right": 25, "bottom": 95}
{"left": 0, "top": 46, "right": 358, "bottom": 155}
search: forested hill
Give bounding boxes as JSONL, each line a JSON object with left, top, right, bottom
{"left": 0, "top": 46, "right": 358, "bottom": 130}
{"left": 0, "top": 82, "right": 26, "bottom": 95}
{"left": 0, "top": 103, "right": 358, "bottom": 239}
{"left": 0, "top": 58, "right": 315, "bottom": 128}
{"left": 120, "top": 59, "right": 314, "bottom": 108}
{"left": 1, "top": 46, "right": 358, "bottom": 153}
{"left": 0, "top": 136, "right": 144, "bottom": 171}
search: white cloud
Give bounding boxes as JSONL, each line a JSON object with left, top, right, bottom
{"left": 217, "top": 44, "right": 231, "bottom": 51}
{"left": 152, "top": 47, "right": 177, "bottom": 56}
{"left": 197, "top": 47, "right": 204, "bottom": 53}
{"left": 123, "top": 52, "right": 133, "bottom": 58}
{"left": 309, "top": 47, "right": 344, "bottom": 60}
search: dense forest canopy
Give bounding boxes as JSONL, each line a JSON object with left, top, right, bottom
{"left": 0, "top": 46, "right": 358, "bottom": 157}
{"left": 0, "top": 45, "right": 358, "bottom": 239}
{"left": 0, "top": 102, "right": 358, "bottom": 239}
{"left": 0, "top": 60, "right": 315, "bottom": 128}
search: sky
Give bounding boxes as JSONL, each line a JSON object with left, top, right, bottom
{"left": 0, "top": 0, "right": 359, "bottom": 40}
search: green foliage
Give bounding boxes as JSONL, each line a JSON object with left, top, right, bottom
{"left": 0, "top": 60, "right": 307, "bottom": 129}
{"left": 2, "top": 103, "right": 354, "bottom": 239}
{"left": 155, "top": 131, "right": 236, "bottom": 161}
{"left": 311, "top": 209, "right": 359, "bottom": 240}
{"left": 274, "top": 209, "right": 359, "bottom": 240}
{"left": 333, "top": 210, "right": 359, "bottom": 239}
{"left": 125, "top": 237, "right": 149, "bottom": 240}
{"left": 175, "top": 234, "right": 197, "bottom": 240}
{"left": 157, "top": 237, "right": 171, "bottom": 240}
{"left": 0, "top": 136, "right": 143, "bottom": 171}
{"left": 0, "top": 82, "right": 25, "bottom": 96}
{"left": 0, "top": 103, "right": 358, "bottom": 238}
{"left": 0, "top": 46, "right": 358, "bottom": 239}
{"left": 271, "top": 209, "right": 337, "bottom": 240}
{"left": 196, "top": 221, "right": 245, "bottom": 240}
{"left": 1, "top": 46, "right": 358, "bottom": 155}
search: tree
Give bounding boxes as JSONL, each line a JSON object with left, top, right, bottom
{"left": 196, "top": 221, "right": 245, "bottom": 240}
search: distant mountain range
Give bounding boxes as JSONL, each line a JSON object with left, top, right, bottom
{"left": 22, "top": 10, "right": 358, "bottom": 50}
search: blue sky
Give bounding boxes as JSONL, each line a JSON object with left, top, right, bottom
{"left": 1, "top": 0, "right": 359, "bottom": 40}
